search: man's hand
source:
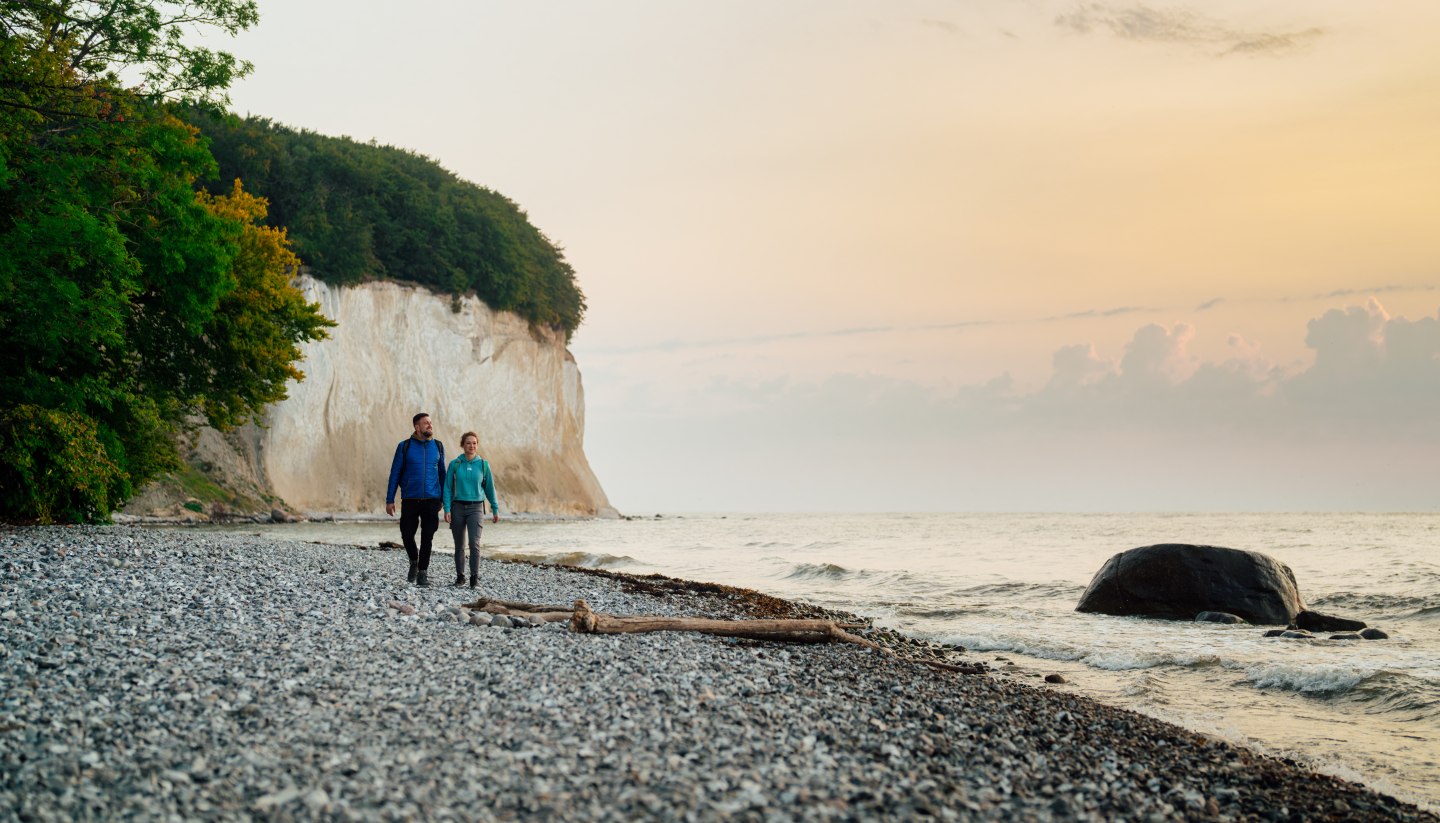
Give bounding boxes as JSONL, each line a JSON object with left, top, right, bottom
{"left": 492, "top": 513, "right": 499, "bottom": 524}
{"left": 444, "top": 512, "right": 452, "bottom": 524}
{"left": 385, "top": 503, "right": 395, "bottom": 517}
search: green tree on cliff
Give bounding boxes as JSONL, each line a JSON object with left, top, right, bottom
{"left": 183, "top": 110, "right": 588, "bottom": 337}
{"left": 0, "top": 1, "right": 332, "bottom": 523}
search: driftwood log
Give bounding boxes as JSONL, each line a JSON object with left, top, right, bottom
{"left": 460, "top": 595, "right": 985, "bottom": 674}
{"left": 569, "top": 599, "right": 881, "bottom": 649}
{"left": 460, "top": 597, "right": 573, "bottom": 623}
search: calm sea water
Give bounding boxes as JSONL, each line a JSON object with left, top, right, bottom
{"left": 189, "top": 512, "right": 1439, "bottom": 809}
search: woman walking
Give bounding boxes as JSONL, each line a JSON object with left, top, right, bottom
{"left": 442, "top": 431, "right": 499, "bottom": 588}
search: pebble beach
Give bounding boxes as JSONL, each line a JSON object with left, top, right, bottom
{"left": 1, "top": 526, "right": 1435, "bottom": 822}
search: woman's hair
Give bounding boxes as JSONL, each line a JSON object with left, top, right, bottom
{"left": 460, "top": 431, "right": 479, "bottom": 446}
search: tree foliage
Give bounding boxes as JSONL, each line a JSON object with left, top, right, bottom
{"left": 0, "top": 1, "right": 331, "bottom": 523}
{"left": 182, "top": 110, "right": 588, "bottom": 336}
{"left": 195, "top": 180, "right": 335, "bottom": 429}
{"left": 0, "top": 1, "right": 258, "bottom": 115}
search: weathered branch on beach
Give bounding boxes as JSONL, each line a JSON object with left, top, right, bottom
{"left": 462, "top": 595, "right": 984, "bottom": 672}
{"left": 568, "top": 599, "right": 882, "bottom": 650}
{"left": 460, "top": 597, "right": 574, "bottom": 623}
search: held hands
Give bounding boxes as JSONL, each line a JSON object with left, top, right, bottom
{"left": 444, "top": 512, "right": 452, "bottom": 524}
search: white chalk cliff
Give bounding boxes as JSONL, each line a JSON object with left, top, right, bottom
{"left": 252, "top": 275, "right": 613, "bottom": 516}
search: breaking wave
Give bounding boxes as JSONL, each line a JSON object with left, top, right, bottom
{"left": 489, "top": 550, "right": 636, "bottom": 568}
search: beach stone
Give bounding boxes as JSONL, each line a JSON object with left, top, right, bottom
{"left": 1076, "top": 544, "right": 1303, "bottom": 625}
{"left": 1280, "top": 630, "right": 1314, "bottom": 639}
{"left": 491, "top": 614, "right": 513, "bottom": 628}
{"left": 1263, "top": 629, "right": 1287, "bottom": 637}
{"left": 1044, "top": 674, "right": 1067, "bottom": 684}
{"left": 1295, "top": 610, "right": 1366, "bottom": 632}
{"left": 1328, "top": 633, "right": 1362, "bottom": 641}
{"left": 1195, "top": 611, "right": 1246, "bottom": 624}
{"left": 1360, "top": 628, "right": 1389, "bottom": 640}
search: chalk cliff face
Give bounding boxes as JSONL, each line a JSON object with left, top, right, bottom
{"left": 254, "top": 276, "right": 613, "bottom": 516}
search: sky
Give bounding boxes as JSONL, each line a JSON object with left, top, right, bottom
{"left": 210, "top": 1, "right": 1440, "bottom": 512}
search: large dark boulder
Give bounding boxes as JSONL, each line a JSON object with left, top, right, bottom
{"left": 1294, "top": 610, "right": 1366, "bottom": 632}
{"left": 1076, "top": 544, "right": 1304, "bottom": 625}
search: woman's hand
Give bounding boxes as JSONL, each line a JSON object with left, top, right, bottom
{"left": 444, "top": 512, "right": 452, "bottom": 524}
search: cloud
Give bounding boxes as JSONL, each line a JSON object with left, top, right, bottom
{"left": 1047, "top": 305, "right": 1151, "bottom": 320}
{"left": 1023, "top": 301, "right": 1438, "bottom": 434}
{"left": 921, "top": 19, "right": 961, "bottom": 36}
{"left": 587, "top": 301, "right": 1440, "bottom": 510}
{"left": 1055, "top": 3, "right": 1325, "bottom": 57}
{"left": 1186, "top": 284, "right": 1431, "bottom": 314}
{"left": 1220, "top": 30, "right": 1326, "bottom": 58}
{"left": 1286, "top": 299, "right": 1440, "bottom": 425}
{"left": 586, "top": 319, "right": 1004, "bottom": 355}
{"left": 1321, "top": 284, "right": 1437, "bottom": 299}
{"left": 586, "top": 285, "right": 1436, "bottom": 356}
{"left": 1047, "top": 343, "right": 1112, "bottom": 391}
{"left": 1118, "top": 322, "right": 1195, "bottom": 385}
{"left": 618, "top": 300, "right": 1437, "bottom": 439}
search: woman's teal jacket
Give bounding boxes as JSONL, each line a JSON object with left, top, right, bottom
{"left": 443, "top": 455, "right": 497, "bottom": 513}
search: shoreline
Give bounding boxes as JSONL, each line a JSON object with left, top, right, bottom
{"left": 110, "top": 510, "right": 601, "bottom": 527}
{"left": 1, "top": 524, "right": 1435, "bottom": 821}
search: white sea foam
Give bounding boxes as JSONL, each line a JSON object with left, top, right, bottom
{"left": 1081, "top": 650, "right": 1169, "bottom": 670}
{"left": 1245, "top": 663, "right": 1375, "bottom": 694}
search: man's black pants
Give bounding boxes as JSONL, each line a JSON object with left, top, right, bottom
{"left": 399, "top": 498, "right": 441, "bottom": 570}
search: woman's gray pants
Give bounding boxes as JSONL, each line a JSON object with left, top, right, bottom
{"left": 450, "top": 501, "right": 484, "bottom": 579}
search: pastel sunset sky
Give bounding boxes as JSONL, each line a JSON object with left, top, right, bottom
{"left": 216, "top": 1, "right": 1439, "bottom": 512}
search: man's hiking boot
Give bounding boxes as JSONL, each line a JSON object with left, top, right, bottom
{"left": 416, "top": 570, "right": 430, "bottom": 587}
{"left": 469, "top": 576, "right": 477, "bottom": 589}
{"left": 407, "top": 564, "right": 418, "bottom": 584}
{"left": 453, "top": 574, "right": 466, "bottom": 587}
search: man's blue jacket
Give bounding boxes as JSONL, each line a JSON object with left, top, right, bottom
{"left": 385, "top": 436, "right": 446, "bottom": 503}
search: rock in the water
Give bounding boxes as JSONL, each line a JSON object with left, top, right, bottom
{"left": 1280, "top": 630, "right": 1314, "bottom": 639}
{"left": 1328, "top": 633, "right": 1362, "bottom": 641}
{"left": 1263, "top": 629, "right": 1287, "bottom": 637}
{"left": 1295, "top": 610, "right": 1366, "bottom": 632}
{"left": 1044, "top": 674, "right": 1067, "bottom": 684}
{"left": 1076, "top": 544, "right": 1304, "bottom": 625}
{"left": 1360, "top": 627, "right": 1390, "bottom": 640}
{"left": 1195, "top": 611, "right": 1246, "bottom": 624}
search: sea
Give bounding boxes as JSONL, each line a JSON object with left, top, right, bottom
{"left": 184, "top": 512, "right": 1440, "bottom": 810}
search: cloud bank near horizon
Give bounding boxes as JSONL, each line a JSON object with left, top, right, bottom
{"left": 584, "top": 300, "right": 1440, "bottom": 511}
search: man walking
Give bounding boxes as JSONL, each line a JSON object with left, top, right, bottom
{"left": 385, "top": 413, "right": 446, "bottom": 586}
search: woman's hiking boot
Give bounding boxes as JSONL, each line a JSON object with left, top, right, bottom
{"left": 453, "top": 573, "right": 466, "bottom": 587}
{"left": 416, "top": 570, "right": 430, "bottom": 587}
{"left": 407, "top": 564, "right": 418, "bottom": 584}
{"left": 468, "top": 575, "right": 477, "bottom": 589}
